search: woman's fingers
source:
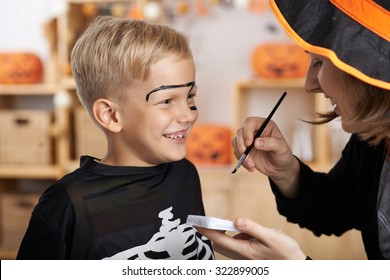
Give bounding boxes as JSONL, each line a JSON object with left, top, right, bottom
{"left": 234, "top": 217, "right": 306, "bottom": 260}
{"left": 194, "top": 227, "right": 226, "bottom": 241}
{"left": 233, "top": 217, "right": 277, "bottom": 247}
{"left": 243, "top": 117, "right": 267, "bottom": 146}
{"left": 195, "top": 217, "right": 305, "bottom": 260}
{"left": 195, "top": 226, "right": 248, "bottom": 259}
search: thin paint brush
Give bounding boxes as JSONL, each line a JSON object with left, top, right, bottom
{"left": 231, "top": 91, "right": 287, "bottom": 174}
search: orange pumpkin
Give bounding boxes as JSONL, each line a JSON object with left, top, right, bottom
{"left": 0, "top": 53, "right": 43, "bottom": 84}
{"left": 127, "top": 4, "right": 145, "bottom": 19}
{"left": 186, "top": 124, "right": 231, "bottom": 165}
{"left": 251, "top": 43, "right": 310, "bottom": 78}
{"left": 81, "top": 3, "right": 99, "bottom": 18}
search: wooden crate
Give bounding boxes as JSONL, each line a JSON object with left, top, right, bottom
{"left": 0, "top": 192, "right": 40, "bottom": 251}
{"left": 0, "top": 110, "right": 53, "bottom": 164}
{"left": 73, "top": 107, "right": 107, "bottom": 159}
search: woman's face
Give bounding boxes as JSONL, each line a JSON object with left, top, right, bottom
{"left": 304, "top": 52, "right": 358, "bottom": 132}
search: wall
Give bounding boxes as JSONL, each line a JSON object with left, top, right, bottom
{"left": 171, "top": 6, "right": 292, "bottom": 126}
{"left": 0, "top": 0, "right": 64, "bottom": 59}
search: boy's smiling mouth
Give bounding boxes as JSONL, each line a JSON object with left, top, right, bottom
{"left": 164, "top": 131, "right": 187, "bottom": 140}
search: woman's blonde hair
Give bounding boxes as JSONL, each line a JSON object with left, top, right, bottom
{"left": 71, "top": 16, "right": 192, "bottom": 114}
{"left": 310, "top": 73, "right": 390, "bottom": 145}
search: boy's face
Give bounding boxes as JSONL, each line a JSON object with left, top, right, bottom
{"left": 117, "top": 55, "right": 198, "bottom": 166}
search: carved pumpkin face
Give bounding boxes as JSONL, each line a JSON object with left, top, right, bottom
{"left": 186, "top": 124, "right": 231, "bottom": 165}
{"left": 0, "top": 53, "right": 43, "bottom": 84}
{"left": 251, "top": 43, "right": 310, "bottom": 78}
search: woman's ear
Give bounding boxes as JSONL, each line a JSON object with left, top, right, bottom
{"left": 92, "top": 99, "right": 122, "bottom": 133}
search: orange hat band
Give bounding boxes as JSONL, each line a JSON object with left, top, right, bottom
{"left": 330, "top": 0, "right": 390, "bottom": 42}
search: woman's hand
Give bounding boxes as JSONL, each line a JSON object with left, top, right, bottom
{"left": 232, "top": 117, "right": 300, "bottom": 199}
{"left": 197, "top": 217, "right": 306, "bottom": 260}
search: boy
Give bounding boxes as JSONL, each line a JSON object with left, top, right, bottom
{"left": 17, "top": 16, "right": 214, "bottom": 260}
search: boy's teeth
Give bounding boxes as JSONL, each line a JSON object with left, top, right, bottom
{"left": 166, "top": 132, "right": 185, "bottom": 139}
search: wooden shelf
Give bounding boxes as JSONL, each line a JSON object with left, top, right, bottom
{"left": 235, "top": 77, "right": 305, "bottom": 89}
{"left": 233, "top": 78, "right": 305, "bottom": 129}
{"left": 0, "top": 84, "right": 61, "bottom": 95}
{"left": 0, "top": 164, "right": 63, "bottom": 179}
{"left": 61, "top": 77, "right": 76, "bottom": 90}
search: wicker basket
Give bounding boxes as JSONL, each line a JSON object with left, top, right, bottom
{"left": 0, "top": 192, "right": 40, "bottom": 250}
{"left": 0, "top": 110, "right": 53, "bottom": 164}
{"left": 73, "top": 107, "right": 107, "bottom": 159}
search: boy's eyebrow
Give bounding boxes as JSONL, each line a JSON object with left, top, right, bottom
{"left": 146, "top": 81, "right": 195, "bottom": 101}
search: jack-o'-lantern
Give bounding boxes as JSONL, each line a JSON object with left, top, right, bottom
{"left": 187, "top": 124, "right": 231, "bottom": 165}
{"left": 80, "top": 3, "right": 99, "bottom": 18}
{"left": 251, "top": 43, "right": 310, "bottom": 78}
{"left": 127, "top": 4, "right": 145, "bottom": 19}
{"left": 0, "top": 53, "right": 43, "bottom": 84}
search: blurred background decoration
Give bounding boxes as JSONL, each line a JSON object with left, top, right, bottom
{"left": 0, "top": 53, "right": 44, "bottom": 84}
{"left": 75, "top": 0, "right": 270, "bottom": 23}
{"left": 186, "top": 123, "right": 232, "bottom": 166}
{"left": 64, "top": 0, "right": 272, "bottom": 74}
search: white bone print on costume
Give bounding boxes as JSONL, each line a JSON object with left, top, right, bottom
{"left": 104, "top": 207, "right": 213, "bottom": 259}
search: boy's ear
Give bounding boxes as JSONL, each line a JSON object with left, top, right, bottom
{"left": 92, "top": 99, "right": 122, "bottom": 133}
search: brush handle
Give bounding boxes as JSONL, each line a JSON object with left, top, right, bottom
{"left": 243, "top": 91, "right": 286, "bottom": 155}
{"left": 231, "top": 91, "right": 287, "bottom": 174}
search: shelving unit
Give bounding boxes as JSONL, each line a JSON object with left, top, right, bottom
{"left": 0, "top": 83, "right": 72, "bottom": 258}
{"left": 0, "top": 88, "right": 71, "bottom": 178}
{"left": 233, "top": 78, "right": 333, "bottom": 168}
{"left": 233, "top": 78, "right": 306, "bottom": 129}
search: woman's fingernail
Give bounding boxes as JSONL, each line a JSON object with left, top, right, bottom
{"left": 235, "top": 217, "right": 247, "bottom": 228}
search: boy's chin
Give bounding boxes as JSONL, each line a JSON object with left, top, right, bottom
{"left": 172, "top": 152, "right": 188, "bottom": 162}
{"left": 158, "top": 153, "right": 186, "bottom": 164}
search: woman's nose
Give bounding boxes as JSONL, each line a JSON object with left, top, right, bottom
{"left": 304, "top": 68, "right": 321, "bottom": 93}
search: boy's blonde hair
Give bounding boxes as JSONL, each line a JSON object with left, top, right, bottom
{"left": 71, "top": 16, "right": 192, "bottom": 114}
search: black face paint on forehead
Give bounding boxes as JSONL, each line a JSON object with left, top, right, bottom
{"left": 146, "top": 81, "right": 196, "bottom": 102}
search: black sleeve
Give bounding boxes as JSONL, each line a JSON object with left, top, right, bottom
{"left": 270, "top": 134, "right": 380, "bottom": 236}
{"left": 16, "top": 214, "right": 66, "bottom": 260}
{"left": 16, "top": 184, "right": 75, "bottom": 260}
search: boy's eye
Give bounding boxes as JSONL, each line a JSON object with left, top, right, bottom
{"left": 160, "top": 99, "right": 173, "bottom": 105}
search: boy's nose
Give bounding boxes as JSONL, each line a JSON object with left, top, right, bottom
{"left": 176, "top": 102, "right": 198, "bottom": 123}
